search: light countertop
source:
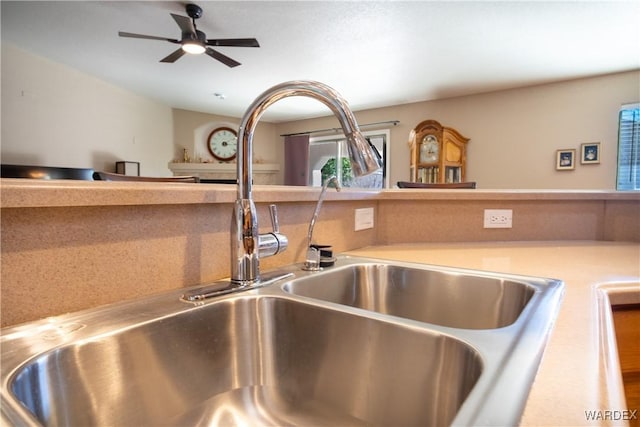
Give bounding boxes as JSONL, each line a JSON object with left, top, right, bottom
{"left": 2, "top": 178, "right": 639, "bottom": 208}
{"left": 347, "top": 241, "right": 640, "bottom": 427}
{"left": 2, "top": 178, "right": 639, "bottom": 424}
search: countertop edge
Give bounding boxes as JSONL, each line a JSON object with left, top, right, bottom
{"left": 1, "top": 178, "right": 639, "bottom": 208}
{"left": 593, "top": 283, "right": 639, "bottom": 421}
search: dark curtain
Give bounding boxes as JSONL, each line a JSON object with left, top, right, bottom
{"left": 284, "top": 134, "right": 310, "bottom": 186}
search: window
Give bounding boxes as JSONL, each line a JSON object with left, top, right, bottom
{"left": 308, "top": 129, "right": 389, "bottom": 189}
{"left": 617, "top": 103, "right": 640, "bottom": 190}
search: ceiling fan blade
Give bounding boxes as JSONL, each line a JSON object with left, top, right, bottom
{"left": 160, "top": 48, "right": 187, "bottom": 63}
{"left": 206, "top": 38, "right": 260, "bottom": 48}
{"left": 119, "top": 31, "right": 179, "bottom": 43}
{"left": 170, "top": 13, "right": 196, "bottom": 36}
{"left": 205, "top": 47, "right": 241, "bottom": 67}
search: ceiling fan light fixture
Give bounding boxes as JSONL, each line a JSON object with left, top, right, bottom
{"left": 119, "top": 3, "right": 259, "bottom": 66}
{"left": 182, "top": 42, "right": 205, "bottom": 55}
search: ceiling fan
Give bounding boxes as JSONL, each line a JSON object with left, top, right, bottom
{"left": 118, "top": 3, "right": 259, "bottom": 67}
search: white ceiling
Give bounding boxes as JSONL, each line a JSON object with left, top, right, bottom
{"left": 2, "top": 1, "right": 639, "bottom": 122}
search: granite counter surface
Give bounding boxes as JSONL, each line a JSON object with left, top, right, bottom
{"left": 2, "top": 179, "right": 639, "bottom": 425}
{"left": 2, "top": 178, "right": 639, "bottom": 208}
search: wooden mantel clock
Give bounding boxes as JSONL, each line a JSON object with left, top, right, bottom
{"left": 408, "top": 120, "right": 470, "bottom": 184}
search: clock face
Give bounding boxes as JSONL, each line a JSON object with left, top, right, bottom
{"left": 207, "top": 127, "right": 238, "bottom": 161}
{"left": 420, "top": 134, "right": 439, "bottom": 163}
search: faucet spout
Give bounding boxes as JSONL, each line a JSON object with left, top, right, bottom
{"left": 231, "top": 80, "right": 382, "bottom": 284}
{"left": 307, "top": 175, "right": 341, "bottom": 249}
{"left": 302, "top": 175, "right": 341, "bottom": 271}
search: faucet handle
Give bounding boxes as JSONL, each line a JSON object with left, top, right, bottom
{"left": 269, "top": 204, "right": 280, "bottom": 233}
{"left": 258, "top": 204, "right": 288, "bottom": 259}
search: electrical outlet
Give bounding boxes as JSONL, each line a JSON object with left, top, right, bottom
{"left": 355, "top": 207, "right": 374, "bottom": 231}
{"left": 484, "top": 209, "right": 513, "bottom": 228}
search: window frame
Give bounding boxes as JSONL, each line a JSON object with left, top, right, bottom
{"left": 616, "top": 103, "right": 640, "bottom": 191}
{"left": 309, "top": 129, "right": 391, "bottom": 189}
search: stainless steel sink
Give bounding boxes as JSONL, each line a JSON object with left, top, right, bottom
{"left": 1, "top": 256, "right": 563, "bottom": 426}
{"left": 283, "top": 262, "right": 535, "bottom": 329}
{"left": 6, "top": 296, "right": 481, "bottom": 426}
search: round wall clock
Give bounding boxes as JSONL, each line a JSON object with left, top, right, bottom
{"left": 207, "top": 127, "right": 238, "bottom": 161}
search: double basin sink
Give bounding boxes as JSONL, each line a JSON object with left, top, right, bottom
{"left": 1, "top": 256, "right": 563, "bottom": 426}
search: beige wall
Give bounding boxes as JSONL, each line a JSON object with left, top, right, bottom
{"left": 1, "top": 43, "right": 174, "bottom": 176}
{"left": 3, "top": 42, "right": 637, "bottom": 187}
{"left": 274, "top": 71, "right": 640, "bottom": 189}
{"left": 172, "top": 109, "right": 280, "bottom": 177}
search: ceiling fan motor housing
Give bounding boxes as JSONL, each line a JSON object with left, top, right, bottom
{"left": 186, "top": 4, "right": 203, "bottom": 20}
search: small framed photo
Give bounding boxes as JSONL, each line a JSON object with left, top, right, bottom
{"left": 581, "top": 142, "right": 600, "bottom": 164}
{"left": 115, "top": 161, "right": 140, "bottom": 176}
{"left": 556, "top": 149, "right": 576, "bottom": 170}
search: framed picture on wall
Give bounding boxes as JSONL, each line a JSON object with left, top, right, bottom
{"left": 581, "top": 142, "right": 600, "bottom": 164}
{"left": 556, "top": 149, "right": 576, "bottom": 170}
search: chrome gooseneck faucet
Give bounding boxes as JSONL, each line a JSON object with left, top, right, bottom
{"left": 231, "top": 80, "right": 382, "bottom": 285}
